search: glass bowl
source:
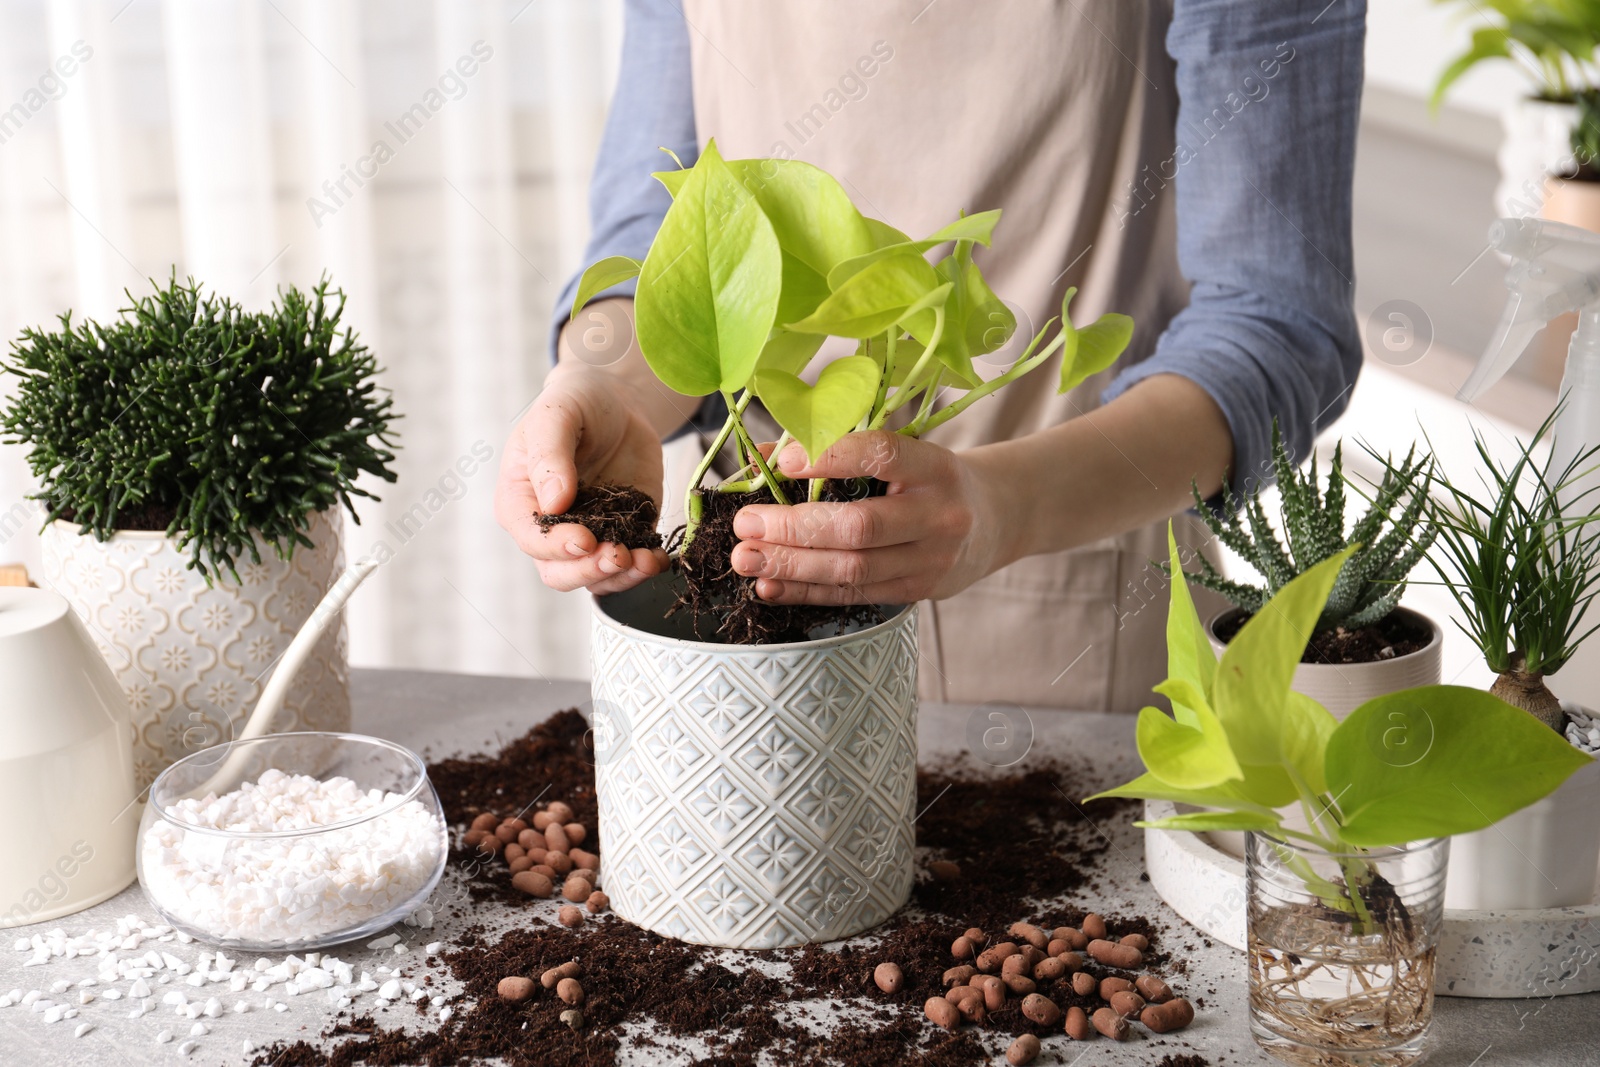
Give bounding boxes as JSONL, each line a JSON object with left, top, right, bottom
{"left": 136, "top": 732, "right": 447, "bottom": 951}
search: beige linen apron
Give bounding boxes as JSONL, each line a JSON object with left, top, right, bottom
{"left": 681, "top": 0, "right": 1222, "bottom": 711}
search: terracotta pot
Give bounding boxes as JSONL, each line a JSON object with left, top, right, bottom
{"left": 37, "top": 509, "right": 350, "bottom": 790}
{"left": 590, "top": 575, "right": 917, "bottom": 949}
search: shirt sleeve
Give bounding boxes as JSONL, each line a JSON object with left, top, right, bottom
{"left": 548, "top": 0, "right": 698, "bottom": 362}
{"left": 1102, "top": 0, "right": 1367, "bottom": 499}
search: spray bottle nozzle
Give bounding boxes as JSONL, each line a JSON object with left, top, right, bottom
{"left": 1460, "top": 218, "right": 1600, "bottom": 403}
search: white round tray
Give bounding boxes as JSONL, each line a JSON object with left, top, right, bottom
{"left": 1143, "top": 800, "right": 1600, "bottom": 998}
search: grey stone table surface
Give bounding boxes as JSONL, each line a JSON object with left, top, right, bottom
{"left": 2, "top": 668, "right": 1595, "bottom": 1066}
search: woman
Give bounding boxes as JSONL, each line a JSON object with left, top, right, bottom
{"left": 495, "top": 0, "right": 1365, "bottom": 710}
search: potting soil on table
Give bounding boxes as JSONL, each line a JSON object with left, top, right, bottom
{"left": 253, "top": 710, "right": 1213, "bottom": 1067}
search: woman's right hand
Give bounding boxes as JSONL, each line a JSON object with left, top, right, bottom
{"left": 494, "top": 358, "right": 672, "bottom": 594}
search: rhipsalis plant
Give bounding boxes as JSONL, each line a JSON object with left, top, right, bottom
{"left": 1095, "top": 524, "right": 1591, "bottom": 932}
{"left": 1175, "top": 424, "right": 1436, "bottom": 634}
{"left": 1410, "top": 413, "right": 1600, "bottom": 731}
{"left": 1, "top": 275, "right": 399, "bottom": 581}
{"left": 572, "top": 141, "right": 1135, "bottom": 547}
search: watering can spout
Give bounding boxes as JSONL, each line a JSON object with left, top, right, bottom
{"left": 238, "top": 556, "right": 381, "bottom": 743}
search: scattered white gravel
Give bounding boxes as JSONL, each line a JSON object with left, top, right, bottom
{"left": 1565, "top": 705, "right": 1600, "bottom": 754}
{"left": 8, "top": 911, "right": 454, "bottom": 1053}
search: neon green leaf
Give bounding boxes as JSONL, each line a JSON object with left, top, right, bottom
{"left": 1328, "top": 685, "right": 1594, "bottom": 847}
{"left": 754, "top": 355, "right": 880, "bottom": 463}
{"left": 786, "top": 251, "right": 940, "bottom": 338}
{"left": 571, "top": 256, "right": 642, "bottom": 317}
{"left": 635, "top": 139, "right": 782, "bottom": 395}
{"left": 1057, "top": 287, "right": 1135, "bottom": 394}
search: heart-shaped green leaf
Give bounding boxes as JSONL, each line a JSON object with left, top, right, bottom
{"left": 1212, "top": 549, "right": 1351, "bottom": 781}
{"left": 1057, "top": 287, "right": 1135, "bottom": 394}
{"left": 571, "top": 256, "right": 642, "bottom": 317}
{"left": 827, "top": 210, "right": 1002, "bottom": 288}
{"left": 786, "top": 252, "right": 940, "bottom": 338}
{"left": 659, "top": 158, "right": 874, "bottom": 277}
{"left": 1164, "top": 523, "right": 1218, "bottom": 720}
{"left": 1139, "top": 677, "right": 1243, "bottom": 787}
{"left": 635, "top": 139, "right": 782, "bottom": 395}
{"left": 754, "top": 355, "right": 880, "bottom": 463}
{"left": 1327, "top": 685, "right": 1594, "bottom": 847}
{"left": 757, "top": 330, "right": 825, "bottom": 377}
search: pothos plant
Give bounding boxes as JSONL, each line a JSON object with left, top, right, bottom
{"left": 1093, "top": 525, "right": 1590, "bottom": 929}
{"left": 571, "top": 140, "right": 1134, "bottom": 548}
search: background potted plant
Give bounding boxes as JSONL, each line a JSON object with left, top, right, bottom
{"left": 1415, "top": 418, "right": 1600, "bottom": 910}
{"left": 573, "top": 141, "right": 1134, "bottom": 948}
{"left": 1172, "top": 427, "right": 1441, "bottom": 720}
{"left": 1432, "top": 0, "right": 1600, "bottom": 220}
{"left": 1099, "top": 528, "right": 1591, "bottom": 1064}
{"left": 1, "top": 275, "right": 397, "bottom": 789}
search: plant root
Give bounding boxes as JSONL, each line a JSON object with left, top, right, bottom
{"left": 537, "top": 483, "right": 662, "bottom": 550}
{"left": 666, "top": 481, "right": 886, "bottom": 645}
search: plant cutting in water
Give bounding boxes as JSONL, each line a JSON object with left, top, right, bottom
{"left": 1095, "top": 524, "right": 1591, "bottom": 1055}
{"left": 1402, "top": 414, "right": 1600, "bottom": 732}
{"left": 569, "top": 140, "right": 1134, "bottom": 641}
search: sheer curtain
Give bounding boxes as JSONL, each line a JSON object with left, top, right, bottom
{"left": 0, "top": 0, "right": 622, "bottom": 678}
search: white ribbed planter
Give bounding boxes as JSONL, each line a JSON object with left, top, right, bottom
{"left": 590, "top": 576, "right": 917, "bottom": 949}
{"left": 1445, "top": 705, "right": 1600, "bottom": 912}
{"left": 1207, "top": 607, "right": 1442, "bottom": 722}
{"left": 37, "top": 510, "right": 350, "bottom": 790}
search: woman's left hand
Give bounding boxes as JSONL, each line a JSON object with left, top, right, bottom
{"left": 729, "top": 431, "right": 1010, "bottom": 605}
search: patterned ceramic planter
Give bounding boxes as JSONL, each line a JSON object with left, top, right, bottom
{"left": 37, "top": 510, "right": 350, "bottom": 790}
{"left": 591, "top": 576, "right": 918, "bottom": 949}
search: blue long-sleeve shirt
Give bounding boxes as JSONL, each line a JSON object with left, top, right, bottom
{"left": 552, "top": 0, "right": 1366, "bottom": 492}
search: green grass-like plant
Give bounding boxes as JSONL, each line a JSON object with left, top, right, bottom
{"left": 1176, "top": 426, "right": 1436, "bottom": 634}
{"left": 1410, "top": 414, "right": 1600, "bottom": 731}
{"left": 1, "top": 275, "right": 398, "bottom": 580}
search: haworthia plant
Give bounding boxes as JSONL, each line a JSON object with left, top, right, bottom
{"left": 574, "top": 140, "right": 1138, "bottom": 535}
{"left": 1172, "top": 423, "right": 1436, "bottom": 633}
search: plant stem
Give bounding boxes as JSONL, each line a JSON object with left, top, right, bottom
{"left": 871, "top": 308, "right": 944, "bottom": 429}
{"left": 726, "top": 390, "right": 789, "bottom": 505}
{"left": 809, "top": 476, "right": 825, "bottom": 502}
{"left": 914, "top": 321, "right": 1063, "bottom": 436}
{"left": 682, "top": 392, "right": 751, "bottom": 548}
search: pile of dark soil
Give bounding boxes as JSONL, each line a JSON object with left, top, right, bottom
{"left": 537, "top": 483, "right": 662, "bottom": 550}
{"left": 253, "top": 712, "right": 1194, "bottom": 1067}
{"left": 1216, "top": 608, "right": 1431, "bottom": 665}
{"left": 668, "top": 482, "right": 883, "bottom": 645}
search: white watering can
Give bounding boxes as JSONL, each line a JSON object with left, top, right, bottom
{"left": 0, "top": 559, "right": 381, "bottom": 927}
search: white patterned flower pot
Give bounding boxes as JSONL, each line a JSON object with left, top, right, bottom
{"left": 590, "top": 576, "right": 918, "bottom": 949}
{"left": 37, "top": 510, "right": 350, "bottom": 790}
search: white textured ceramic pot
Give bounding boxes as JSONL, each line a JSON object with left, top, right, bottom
{"left": 1207, "top": 607, "right": 1442, "bottom": 721}
{"left": 37, "top": 510, "right": 350, "bottom": 790}
{"left": 590, "top": 576, "right": 918, "bottom": 949}
{"left": 1445, "top": 704, "right": 1600, "bottom": 911}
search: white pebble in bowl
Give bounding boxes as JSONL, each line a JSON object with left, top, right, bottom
{"left": 140, "top": 769, "right": 444, "bottom": 946}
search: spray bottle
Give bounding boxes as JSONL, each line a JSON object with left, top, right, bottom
{"left": 1462, "top": 215, "right": 1600, "bottom": 700}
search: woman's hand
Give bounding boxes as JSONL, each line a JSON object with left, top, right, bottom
{"left": 729, "top": 431, "right": 1012, "bottom": 605}
{"left": 494, "top": 361, "right": 671, "bottom": 594}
